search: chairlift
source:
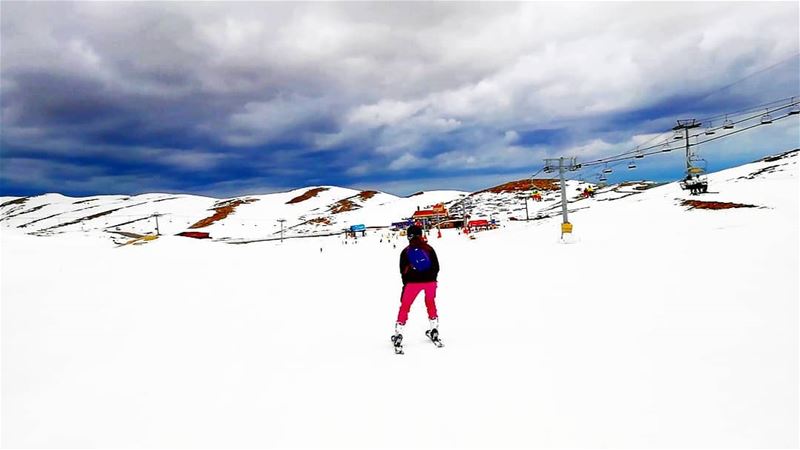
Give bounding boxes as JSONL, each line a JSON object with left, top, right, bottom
{"left": 679, "top": 174, "right": 709, "bottom": 194}
{"left": 661, "top": 143, "right": 672, "bottom": 152}
{"left": 634, "top": 148, "right": 644, "bottom": 159}
{"left": 602, "top": 165, "right": 613, "bottom": 174}
{"left": 688, "top": 156, "right": 708, "bottom": 173}
{"left": 681, "top": 156, "right": 709, "bottom": 195}
{"left": 672, "top": 129, "right": 683, "bottom": 140}
{"left": 789, "top": 100, "right": 800, "bottom": 115}
{"left": 688, "top": 166, "right": 704, "bottom": 175}
{"left": 543, "top": 165, "right": 553, "bottom": 174}
{"left": 704, "top": 121, "right": 716, "bottom": 135}
{"left": 599, "top": 174, "right": 607, "bottom": 182}
{"left": 627, "top": 161, "right": 637, "bottom": 170}
{"left": 722, "top": 115, "right": 734, "bottom": 129}
{"left": 760, "top": 111, "right": 773, "bottom": 124}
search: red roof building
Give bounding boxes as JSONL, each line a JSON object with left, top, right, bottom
{"left": 411, "top": 203, "right": 449, "bottom": 226}
{"left": 466, "top": 219, "right": 496, "bottom": 231}
{"left": 411, "top": 210, "right": 440, "bottom": 220}
{"left": 467, "top": 219, "right": 489, "bottom": 228}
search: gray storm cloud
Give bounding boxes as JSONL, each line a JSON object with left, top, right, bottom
{"left": 1, "top": 1, "right": 798, "bottom": 195}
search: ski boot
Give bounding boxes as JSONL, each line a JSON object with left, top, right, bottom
{"left": 391, "top": 322, "right": 405, "bottom": 355}
{"left": 425, "top": 318, "right": 444, "bottom": 348}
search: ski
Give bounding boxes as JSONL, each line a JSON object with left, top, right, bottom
{"left": 391, "top": 334, "right": 404, "bottom": 355}
{"left": 425, "top": 329, "right": 444, "bottom": 348}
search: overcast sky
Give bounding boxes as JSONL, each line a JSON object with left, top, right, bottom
{"left": 1, "top": 1, "right": 798, "bottom": 198}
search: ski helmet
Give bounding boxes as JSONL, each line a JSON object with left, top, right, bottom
{"left": 406, "top": 225, "right": 423, "bottom": 239}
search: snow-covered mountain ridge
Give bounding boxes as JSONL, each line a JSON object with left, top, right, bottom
{"left": 1, "top": 149, "right": 796, "bottom": 243}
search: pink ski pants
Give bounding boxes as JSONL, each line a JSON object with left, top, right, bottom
{"left": 397, "top": 281, "right": 438, "bottom": 325}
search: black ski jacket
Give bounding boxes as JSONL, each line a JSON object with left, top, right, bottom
{"left": 399, "top": 238, "right": 440, "bottom": 285}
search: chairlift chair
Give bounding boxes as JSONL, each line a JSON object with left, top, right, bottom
{"left": 688, "top": 156, "right": 708, "bottom": 174}
{"left": 760, "top": 112, "right": 773, "bottom": 124}
{"left": 722, "top": 115, "right": 734, "bottom": 129}
{"left": 661, "top": 143, "right": 672, "bottom": 152}
{"left": 602, "top": 166, "right": 613, "bottom": 174}
{"left": 688, "top": 167, "right": 704, "bottom": 176}
{"left": 704, "top": 121, "right": 715, "bottom": 135}
{"left": 789, "top": 101, "right": 800, "bottom": 115}
{"left": 672, "top": 129, "right": 683, "bottom": 140}
{"left": 627, "top": 161, "right": 637, "bottom": 170}
{"left": 679, "top": 174, "right": 709, "bottom": 194}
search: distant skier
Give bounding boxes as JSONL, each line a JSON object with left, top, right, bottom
{"left": 392, "top": 225, "right": 441, "bottom": 352}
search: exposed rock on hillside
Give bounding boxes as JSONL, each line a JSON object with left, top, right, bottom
{"left": 681, "top": 199, "right": 757, "bottom": 210}
{"left": 190, "top": 198, "right": 259, "bottom": 228}
{"left": 1, "top": 197, "right": 29, "bottom": 208}
{"left": 329, "top": 199, "right": 356, "bottom": 214}
{"left": 475, "top": 179, "right": 559, "bottom": 194}
{"left": 358, "top": 190, "right": 378, "bottom": 201}
{"left": 286, "top": 187, "right": 329, "bottom": 204}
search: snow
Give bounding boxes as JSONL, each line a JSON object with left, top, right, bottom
{"left": 1, "top": 151, "right": 798, "bottom": 447}
{"left": 0, "top": 187, "right": 472, "bottom": 242}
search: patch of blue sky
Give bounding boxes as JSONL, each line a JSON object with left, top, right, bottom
{"left": 516, "top": 128, "right": 571, "bottom": 147}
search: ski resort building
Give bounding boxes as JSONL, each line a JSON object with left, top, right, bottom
{"left": 345, "top": 224, "right": 366, "bottom": 238}
{"left": 411, "top": 203, "right": 449, "bottom": 228}
{"left": 390, "top": 219, "right": 414, "bottom": 231}
{"left": 466, "top": 219, "right": 497, "bottom": 231}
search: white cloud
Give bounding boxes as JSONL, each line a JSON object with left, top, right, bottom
{"left": 157, "top": 151, "right": 228, "bottom": 171}
{"left": 1, "top": 2, "right": 798, "bottom": 195}
{"left": 223, "top": 96, "right": 327, "bottom": 146}
{"left": 433, "top": 144, "right": 546, "bottom": 170}
{"left": 347, "top": 99, "right": 424, "bottom": 127}
{"left": 388, "top": 153, "right": 427, "bottom": 171}
{"left": 563, "top": 139, "right": 616, "bottom": 159}
{"left": 346, "top": 163, "right": 371, "bottom": 176}
{"left": 504, "top": 130, "right": 520, "bottom": 144}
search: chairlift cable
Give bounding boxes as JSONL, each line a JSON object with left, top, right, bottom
{"left": 694, "top": 111, "right": 796, "bottom": 146}
{"left": 695, "top": 96, "right": 797, "bottom": 124}
{"left": 620, "top": 95, "right": 800, "bottom": 160}
{"left": 535, "top": 95, "right": 797, "bottom": 184}
{"left": 694, "top": 101, "right": 796, "bottom": 137}
{"left": 579, "top": 99, "right": 798, "bottom": 168}
{"left": 583, "top": 112, "right": 794, "bottom": 166}
{"left": 692, "top": 52, "right": 800, "bottom": 104}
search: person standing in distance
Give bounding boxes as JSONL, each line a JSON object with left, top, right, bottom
{"left": 392, "top": 224, "right": 441, "bottom": 348}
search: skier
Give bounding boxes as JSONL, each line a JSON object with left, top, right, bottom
{"left": 392, "top": 224, "right": 442, "bottom": 353}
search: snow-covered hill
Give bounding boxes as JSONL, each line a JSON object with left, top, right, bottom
{"left": 0, "top": 185, "right": 471, "bottom": 241}
{"left": 0, "top": 176, "right": 642, "bottom": 243}
{"left": 1, "top": 150, "right": 797, "bottom": 448}
{"left": 10, "top": 150, "right": 790, "bottom": 245}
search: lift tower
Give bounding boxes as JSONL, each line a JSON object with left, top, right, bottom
{"left": 673, "top": 119, "right": 708, "bottom": 194}
{"left": 543, "top": 156, "right": 581, "bottom": 236}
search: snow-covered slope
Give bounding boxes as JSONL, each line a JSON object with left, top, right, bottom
{"left": 1, "top": 150, "right": 797, "bottom": 448}
{"left": 0, "top": 186, "right": 470, "bottom": 241}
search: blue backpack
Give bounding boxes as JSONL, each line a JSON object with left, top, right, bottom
{"left": 406, "top": 247, "right": 432, "bottom": 271}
